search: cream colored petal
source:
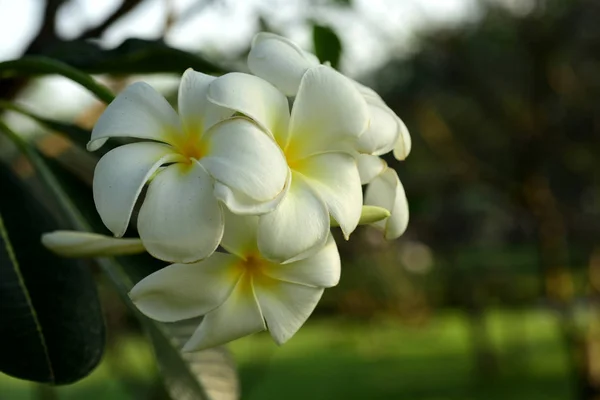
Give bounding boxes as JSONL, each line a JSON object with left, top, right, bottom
{"left": 201, "top": 117, "right": 288, "bottom": 203}
{"left": 93, "top": 142, "right": 183, "bottom": 237}
{"left": 182, "top": 276, "right": 266, "bottom": 351}
{"left": 257, "top": 173, "right": 330, "bottom": 263}
{"left": 254, "top": 276, "right": 324, "bottom": 345}
{"left": 247, "top": 32, "right": 319, "bottom": 96}
{"left": 364, "top": 168, "right": 409, "bottom": 239}
{"left": 287, "top": 66, "right": 369, "bottom": 159}
{"left": 262, "top": 234, "right": 340, "bottom": 288}
{"left": 295, "top": 153, "right": 362, "bottom": 239}
{"left": 41, "top": 231, "right": 145, "bottom": 257}
{"left": 88, "top": 82, "right": 181, "bottom": 151}
{"left": 357, "top": 154, "right": 386, "bottom": 185}
{"left": 137, "top": 162, "right": 224, "bottom": 263}
{"left": 356, "top": 103, "right": 400, "bottom": 156}
{"left": 393, "top": 117, "right": 412, "bottom": 160}
{"left": 220, "top": 209, "right": 259, "bottom": 259}
{"left": 207, "top": 72, "right": 290, "bottom": 144}
{"left": 129, "top": 253, "right": 241, "bottom": 323}
{"left": 213, "top": 169, "right": 290, "bottom": 215}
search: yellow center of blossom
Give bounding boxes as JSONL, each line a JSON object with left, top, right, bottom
{"left": 164, "top": 124, "right": 207, "bottom": 163}
{"left": 236, "top": 253, "right": 278, "bottom": 292}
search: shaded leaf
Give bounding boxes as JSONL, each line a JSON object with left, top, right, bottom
{"left": 37, "top": 38, "right": 225, "bottom": 75}
{"left": 312, "top": 24, "right": 343, "bottom": 69}
{"left": 0, "top": 162, "right": 105, "bottom": 384}
{"left": 2, "top": 125, "right": 238, "bottom": 399}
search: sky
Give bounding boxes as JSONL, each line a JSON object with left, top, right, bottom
{"left": 0, "top": 0, "right": 524, "bottom": 125}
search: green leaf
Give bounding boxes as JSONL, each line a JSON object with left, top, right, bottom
{"left": 0, "top": 56, "right": 114, "bottom": 103}
{"left": 312, "top": 24, "right": 343, "bottom": 69}
{"left": 34, "top": 38, "right": 224, "bottom": 75}
{"left": 0, "top": 163, "right": 105, "bottom": 384}
{"left": 1, "top": 122, "right": 238, "bottom": 399}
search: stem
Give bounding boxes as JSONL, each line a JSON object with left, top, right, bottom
{"left": 0, "top": 57, "right": 114, "bottom": 104}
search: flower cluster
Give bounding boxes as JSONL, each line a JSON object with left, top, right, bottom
{"left": 43, "top": 33, "right": 410, "bottom": 351}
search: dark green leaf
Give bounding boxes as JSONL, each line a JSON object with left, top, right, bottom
{"left": 0, "top": 57, "right": 114, "bottom": 103}
{"left": 0, "top": 162, "right": 105, "bottom": 384}
{"left": 36, "top": 38, "right": 225, "bottom": 75}
{"left": 312, "top": 24, "right": 343, "bottom": 69}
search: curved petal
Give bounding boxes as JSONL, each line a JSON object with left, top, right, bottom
{"left": 355, "top": 102, "right": 400, "bottom": 156}
{"left": 213, "top": 169, "right": 290, "bottom": 215}
{"left": 41, "top": 231, "right": 145, "bottom": 257}
{"left": 263, "top": 235, "right": 340, "bottom": 288}
{"left": 287, "top": 66, "right": 369, "bottom": 159}
{"left": 247, "top": 32, "right": 318, "bottom": 96}
{"left": 220, "top": 209, "right": 259, "bottom": 259}
{"left": 88, "top": 82, "right": 181, "bottom": 151}
{"left": 129, "top": 253, "right": 241, "bottom": 323}
{"left": 200, "top": 117, "right": 288, "bottom": 203}
{"left": 178, "top": 68, "right": 234, "bottom": 134}
{"left": 207, "top": 72, "right": 290, "bottom": 144}
{"left": 357, "top": 154, "right": 386, "bottom": 185}
{"left": 182, "top": 275, "right": 266, "bottom": 351}
{"left": 93, "top": 142, "right": 183, "bottom": 237}
{"left": 295, "top": 153, "right": 362, "bottom": 239}
{"left": 138, "top": 162, "right": 224, "bottom": 263}
{"left": 393, "top": 117, "right": 412, "bottom": 160}
{"left": 254, "top": 275, "right": 324, "bottom": 345}
{"left": 258, "top": 173, "right": 329, "bottom": 263}
{"left": 364, "top": 168, "right": 409, "bottom": 239}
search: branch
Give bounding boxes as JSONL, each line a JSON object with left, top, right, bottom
{"left": 79, "top": 0, "right": 144, "bottom": 40}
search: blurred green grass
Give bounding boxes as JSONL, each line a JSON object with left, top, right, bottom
{"left": 0, "top": 309, "right": 573, "bottom": 400}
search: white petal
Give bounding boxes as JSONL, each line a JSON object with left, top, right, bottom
{"left": 254, "top": 276, "right": 324, "bottom": 345}
{"left": 356, "top": 102, "right": 400, "bottom": 155}
{"left": 364, "top": 168, "right": 409, "bottom": 239}
{"left": 200, "top": 117, "right": 288, "bottom": 203}
{"left": 41, "top": 231, "right": 145, "bottom": 257}
{"left": 393, "top": 117, "right": 412, "bottom": 160}
{"left": 295, "top": 153, "right": 362, "bottom": 239}
{"left": 93, "top": 142, "right": 183, "bottom": 237}
{"left": 178, "top": 68, "right": 234, "bottom": 134}
{"left": 213, "top": 169, "right": 290, "bottom": 215}
{"left": 137, "top": 162, "right": 224, "bottom": 263}
{"left": 129, "top": 253, "right": 241, "bottom": 323}
{"left": 263, "top": 235, "right": 340, "bottom": 288}
{"left": 88, "top": 82, "right": 181, "bottom": 151}
{"left": 220, "top": 209, "right": 259, "bottom": 259}
{"left": 258, "top": 173, "right": 329, "bottom": 263}
{"left": 357, "top": 154, "right": 386, "bottom": 184}
{"left": 207, "top": 72, "right": 290, "bottom": 144}
{"left": 247, "top": 32, "right": 318, "bottom": 96}
{"left": 182, "top": 276, "right": 266, "bottom": 351}
{"left": 287, "top": 66, "right": 369, "bottom": 159}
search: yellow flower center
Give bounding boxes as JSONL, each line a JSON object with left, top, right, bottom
{"left": 237, "top": 253, "right": 278, "bottom": 292}
{"left": 164, "top": 125, "right": 207, "bottom": 163}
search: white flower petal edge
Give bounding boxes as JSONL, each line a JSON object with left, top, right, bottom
{"left": 93, "top": 142, "right": 185, "bottom": 237}
{"left": 88, "top": 82, "right": 181, "bottom": 151}
{"left": 182, "top": 277, "right": 266, "bottom": 351}
{"left": 130, "top": 253, "right": 241, "bottom": 323}
{"left": 200, "top": 117, "right": 288, "bottom": 204}
{"left": 393, "top": 116, "right": 412, "bottom": 160}
{"left": 258, "top": 173, "right": 330, "bottom": 263}
{"left": 255, "top": 277, "right": 324, "bottom": 345}
{"left": 41, "top": 231, "right": 145, "bottom": 257}
{"left": 137, "top": 162, "right": 224, "bottom": 263}
{"left": 248, "top": 32, "right": 319, "bottom": 96}
{"left": 357, "top": 154, "right": 387, "bottom": 185}
{"left": 262, "top": 234, "right": 340, "bottom": 288}
{"left": 178, "top": 69, "right": 234, "bottom": 133}
{"left": 207, "top": 72, "right": 290, "bottom": 142}
{"left": 295, "top": 153, "right": 362, "bottom": 239}
{"left": 288, "top": 65, "right": 369, "bottom": 159}
{"left": 364, "top": 168, "right": 409, "bottom": 240}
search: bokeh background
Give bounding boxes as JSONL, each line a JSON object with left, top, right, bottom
{"left": 1, "top": 0, "right": 600, "bottom": 399}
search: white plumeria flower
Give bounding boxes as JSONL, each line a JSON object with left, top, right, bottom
{"left": 357, "top": 154, "right": 409, "bottom": 239}
{"left": 208, "top": 66, "right": 369, "bottom": 262}
{"left": 248, "top": 32, "right": 411, "bottom": 160}
{"left": 130, "top": 210, "right": 341, "bottom": 351}
{"left": 88, "top": 69, "right": 288, "bottom": 264}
